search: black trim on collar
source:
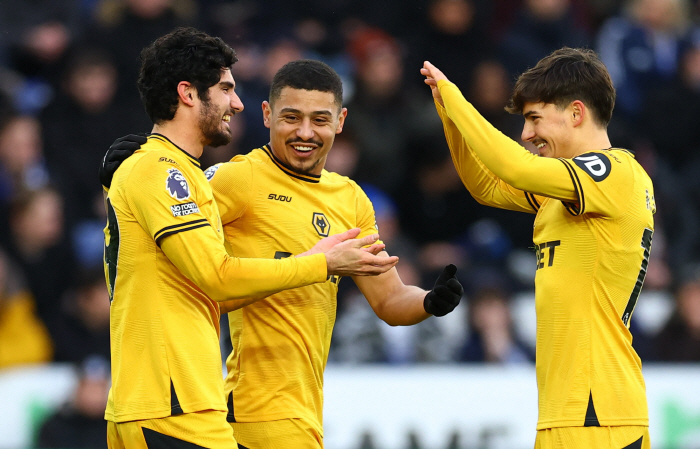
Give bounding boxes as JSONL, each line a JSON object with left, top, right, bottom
{"left": 149, "top": 133, "right": 202, "bottom": 168}
{"left": 261, "top": 144, "right": 321, "bottom": 183}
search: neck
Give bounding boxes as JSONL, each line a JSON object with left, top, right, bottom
{"left": 569, "top": 128, "right": 611, "bottom": 158}
{"left": 152, "top": 120, "right": 204, "bottom": 159}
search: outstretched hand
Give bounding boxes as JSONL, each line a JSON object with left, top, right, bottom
{"left": 420, "top": 61, "right": 450, "bottom": 107}
{"left": 423, "top": 264, "right": 463, "bottom": 317}
{"left": 302, "top": 228, "right": 398, "bottom": 276}
{"left": 99, "top": 134, "right": 147, "bottom": 188}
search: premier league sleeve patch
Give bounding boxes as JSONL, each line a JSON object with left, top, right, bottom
{"left": 204, "top": 164, "right": 221, "bottom": 181}
{"left": 165, "top": 168, "right": 190, "bottom": 200}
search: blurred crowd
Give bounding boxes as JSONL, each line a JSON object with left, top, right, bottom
{"left": 2, "top": 0, "right": 700, "bottom": 444}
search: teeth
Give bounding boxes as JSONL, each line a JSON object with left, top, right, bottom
{"left": 223, "top": 116, "right": 231, "bottom": 122}
{"left": 536, "top": 142, "right": 546, "bottom": 149}
{"left": 293, "top": 145, "right": 314, "bottom": 152}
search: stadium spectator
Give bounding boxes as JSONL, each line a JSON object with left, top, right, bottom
{"left": 459, "top": 284, "right": 534, "bottom": 364}
{"left": 423, "top": 47, "right": 654, "bottom": 446}
{"left": 639, "top": 28, "right": 700, "bottom": 172}
{"left": 651, "top": 265, "right": 700, "bottom": 362}
{"left": 346, "top": 27, "right": 437, "bottom": 197}
{"left": 406, "top": 0, "right": 492, "bottom": 92}
{"left": 597, "top": 0, "right": 690, "bottom": 121}
{"left": 0, "top": 0, "right": 81, "bottom": 114}
{"left": 41, "top": 46, "right": 150, "bottom": 231}
{"left": 87, "top": 0, "right": 201, "bottom": 112}
{"left": 51, "top": 268, "right": 111, "bottom": 364}
{"left": 8, "top": 187, "right": 74, "bottom": 335}
{"left": 498, "top": 0, "right": 591, "bottom": 79}
{"left": 36, "top": 356, "right": 110, "bottom": 449}
{"left": 0, "top": 248, "right": 52, "bottom": 369}
{"left": 0, "top": 115, "right": 51, "bottom": 246}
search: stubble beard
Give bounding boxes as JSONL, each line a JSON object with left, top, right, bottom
{"left": 200, "top": 98, "right": 231, "bottom": 148}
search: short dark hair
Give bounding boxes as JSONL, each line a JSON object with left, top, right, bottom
{"left": 269, "top": 60, "right": 343, "bottom": 108}
{"left": 505, "top": 47, "right": 615, "bottom": 127}
{"left": 137, "top": 27, "right": 238, "bottom": 124}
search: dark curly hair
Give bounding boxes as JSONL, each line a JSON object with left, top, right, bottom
{"left": 505, "top": 47, "right": 615, "bottom": 128}
{"left": 137, "top": 27, "right": 238, "bottom": 124}
{"left": 269, "top": 60, "right": 343, "bottom": 108}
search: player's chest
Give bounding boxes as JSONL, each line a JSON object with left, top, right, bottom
{"left": 246, "top": 182, "right": 356, "bottom": 244}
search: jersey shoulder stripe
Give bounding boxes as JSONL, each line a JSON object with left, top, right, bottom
{"left": 154, "top": 219, "right": 210, "bottom": 245}
{"left": 525, "top": 191, "right": 540, "bottom": 211}
{"left": 559, "top": 158, "right": 585, "bottom": 215}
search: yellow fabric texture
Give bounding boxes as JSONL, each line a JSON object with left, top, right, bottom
{"left": 535, "top": 426, "right": 650, "bottom": 449}
{"left": 231, "top": 418, "right": 323, "bottom": 449}
{"left": 437, "top": 82, "right": 654, "bottom": 429}
{"left": 0, "top": 291, "right": 52, "bottom": 368}
{"left": 210, "top": 146, "right": 378, "bottom": 437}
{"left": 104, "top": 135, "right": 326, "bottom": 423}
{"left": 107, "top": 410, "right": 236, "bottom": 449}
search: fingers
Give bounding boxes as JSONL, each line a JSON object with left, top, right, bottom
{"left": 445, "top": 277, "right": 464, "bottom": 296}
{"left": 331, "top": 227, "right": 361, "bottom": 242}
{"left": 353, "top": 233, "right": 380, "bottom": 248}
{"left": 362, "top": 243, "right": 386, "bottom": 255}
{"left": 354, "top": 254, "right": 399, "bottom": 275}
{"left": 435, "top": 263, "right": 458, "bottom": 285}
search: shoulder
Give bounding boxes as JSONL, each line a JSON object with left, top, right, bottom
{"left": 567, "top": 149, "right": 635, "bottom": 183}
{"left": 321, "top": 169, "right": 358, "bottom": 190}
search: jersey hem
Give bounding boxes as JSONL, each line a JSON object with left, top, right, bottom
{"left": 536, "top": 418, "right": 649, "bottom": 430}
{"left": 105, "top": 402, "right": 227, "bottom": 423}
{"left": 231, "top": 411, "right": 321, "bottom": 433}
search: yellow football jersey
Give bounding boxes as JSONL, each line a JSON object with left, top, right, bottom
{"left": 436, "top": 82, "right": 654, "bottom": 430}
{"left": 104, "top": 135, "right": 327, "bottom": 423}
{"left": 208, "top": 145, "right": 378, "bottom": 436}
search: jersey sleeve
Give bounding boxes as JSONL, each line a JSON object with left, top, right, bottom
{"left": 124, "top": 156, "right": 328, "bottom": 302}
{"left": 125, "top": 157, "right": 210, "bottom": 245}
{"left": 160, "top": 229, "right": 328, "bottom": 302}
{"left": 207, "top": 158, "right": 253, "bottom": 225}
{"left": 558, "top": 151, "right": 634, "bottom": 218}
{"left": 437, "top": 80, "right": 579, "bottom": 203}
{"left": 354, "top": 183, "right": 381, "bottom": 239}
{"left": 435, "top": 100, "right": 539, "bottom": 214}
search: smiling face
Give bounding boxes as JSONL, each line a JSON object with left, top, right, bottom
{"left": 521, "top": 101, "right": 577, "bottom": 159}
{"left": 263, "top": 87, "right": 347, "bottom": 176}
{"left": 198, "top": 68, "right": 243, "bottom": 148}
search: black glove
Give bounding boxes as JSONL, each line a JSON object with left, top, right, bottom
{"left": 423, "top": 264, "right": 463, "bottom": 317}
{"left": 99, "top": 134, "right": 148, "bottom": 188}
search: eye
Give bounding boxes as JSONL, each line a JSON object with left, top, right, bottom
{"left": 314, "top": 117, "right": 329, "bottom": 124}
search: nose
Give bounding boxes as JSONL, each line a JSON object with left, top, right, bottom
{"left": 521, "top": 121, "right": 535, "bottom": 142}
{"left": 231, "top": 92, "right": 244, "bottom": 114}
{"left": 296, "top": 118, "right": 315, "bottom": 141}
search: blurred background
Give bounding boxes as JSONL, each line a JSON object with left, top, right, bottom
{"left": 1, "top": 0, "right": 700, "bottom": 448}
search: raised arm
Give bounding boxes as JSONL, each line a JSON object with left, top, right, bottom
{"left": 435, "top": 100, "right": 539, "bottom": 213}
{"left": 422, "top": 61, "right": 577, "bottom": 202}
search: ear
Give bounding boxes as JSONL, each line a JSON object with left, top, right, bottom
{"left": 571, "top": 100, "right": 585, "bottom": 127}
{"left": 262, "top": 101, "right": 272, "bottom": 129}
{"left": 336, "top": 108, "right": 348, "bottom": 134}
{"left": 177, "top": 81, "right": 196, "bottom": 107}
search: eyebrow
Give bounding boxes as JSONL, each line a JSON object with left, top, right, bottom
{"left": 220, "top": 81, "right": 234, "bottom": 89}
{"left": 280, "top": 107, "right": 333, "bottom": 116}
{"left": 523, "top": 110, "right": 539, "bottom": 119}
